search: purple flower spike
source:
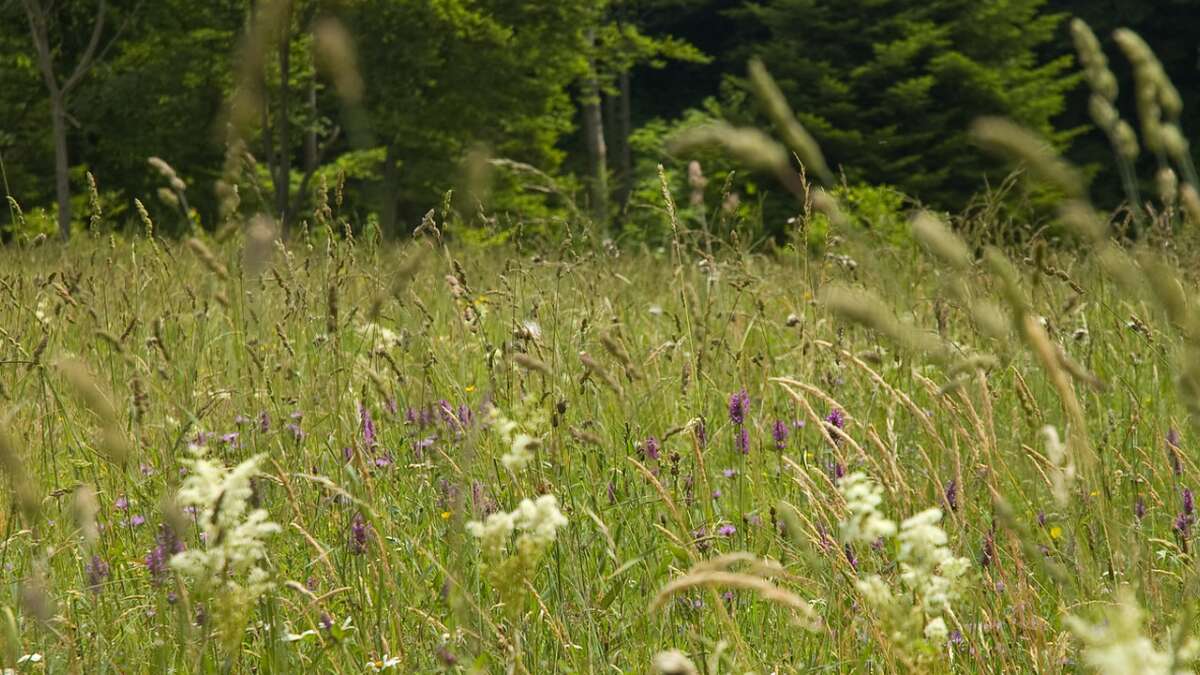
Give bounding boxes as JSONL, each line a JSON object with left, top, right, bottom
{"left": 145, "top": 524, "right": 184, "bottom": 585}
{"left": 694, "top": 419, "right": 707, "bottom": 450}
{"left": 1184, "top": 488, "right": 1194, "bottom": 516}
{"left": 642, "top": 436, "right": 660, "bottom": 461}
{"left": 736, "top": 427, "right": 750, "bottom": 455}
{"left": 349, "top": 513, "right": 369, "bottom": 555}
{"left": 728, "top": 390, "right": 750, "bottom": 425}
{"left": 85, "top": 555, "right": 110, "bottom": 592}
{"left": 360, "top": 403, "right": 376, "bottom": 448}
{"left": 944, "top": 479, "right": 958, "bottom": 512}
{"left": 1135, "top": 497, "right": 1147, "bottom": 521}
{"left": 825, "top": 408, "right": 846, "bottom": 430}
{"left": 772, "top": 420, "right": 789, "bottom": 450}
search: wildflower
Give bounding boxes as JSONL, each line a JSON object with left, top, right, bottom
{"left": 466, "top": 494, "right": 567, "bottom": 558}
{"left": 735, "top": 427, "right": 750, "bottom": 454}
{"left": 717, "top": 523, "right": 736, "bottom": 537}
{"left": 114, "top": 495, "right": 129, "bottom": 511}
{"left": 1184, "top": 488, "right": 1194, "bottom": 516}
{"left": 1067, "top": 587, "right": 1188, "bottom": 675}
{"left": 728, "top": 389, "right": 749, "bottom": 425}
{"left": 360, "top": 403, "right": 376, "bottom": 448}
{"left": 145, "top": 523, "right": 184, "bottom": 585}
{"left": 349, "top": 513, "right": 370, "bottom": 555}
{"left": 385, "top": 398, "right": 398, "bottom": 416}
{"left": 85, "top": 555, "right": 110, "bottom": 592}
{"left": 772, "top": 420, "right": 789, "bottom": 450}
{"left": 642, "top": 436, "right": 661, "bottom": 461}
{"left": 825, "top": 408, "right": 845, "bottom": 430}
{"left": 373, "top": 453, "right": 393, "bottom": 468}
{"left": 285, "top": 422, "right": 305, "bottom": 442}
{"left": 258, "top": 411, "right": 271, "bottom": 432}
{"left": 130, "top": 514, "right": 146, "bottom": 527}
{"left": 694, "top": 418, "right": 707, "bottom": 449}
{"left": 168, "top": 450, "right": 280, "bottom": 642}
{"left": 944, "top": 479, "right": 958, "bottom": 512}
{"left": 1135, "top": 498, "right": 1147, "bottom": 521}
{"left": 723, "top": 468, "right": 737, "bottom": 478}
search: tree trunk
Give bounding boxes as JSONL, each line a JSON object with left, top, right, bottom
{"left": 276, "top": 21, "right": 292, "bottom": 238}
{"left": 305, "top": 75, "right": 318, "bottom": 174}
{"left": 379, "top": 145, "right": 400, "bottom": 236}
{"left": 615, "top": 69, "right": 633, "bottom": 211}
{"left": 51, "top": 92, "right": 71, "bottom": 241}
{"left": 582, "top": 33, "right": 608, "bottom": 225}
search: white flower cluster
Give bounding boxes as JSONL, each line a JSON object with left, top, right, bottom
{"left": 838, "top": 472, "right": 897, "bottom": 545}
{"left": 895, "top": 508, "right": 970, "bottom": 633}
{"left": 1067, "top": 588, "right": 1196, "bottom": 675}
{"left": 838, "top": 473, "right": 969, "bottom": 647}
{"left": 466, "top": 494, "right": 567, "bottom": 558}
{"left": 170, "top": 449, "right": 280, "bottom": 606}
{"left": 488, "top": 401, "right": 545, "bottom": 472}
{"left": 1043, "top": 425, "right": 1075, "bottom": 508}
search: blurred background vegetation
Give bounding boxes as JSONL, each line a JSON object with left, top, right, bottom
{"left": 2, "top": 0, "right": 1198, "bottom": 245}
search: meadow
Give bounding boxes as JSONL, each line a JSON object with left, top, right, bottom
{"left": 1, "top": 182, "right": 1199, "bottom": 673}
{"left": 4, "top": 9, "right": 1200, "bottom": 675}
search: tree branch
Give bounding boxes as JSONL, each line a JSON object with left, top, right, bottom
{"left": 61, "top": 0, "right": 106, "bottom": 94}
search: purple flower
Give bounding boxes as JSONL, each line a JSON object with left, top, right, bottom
{"left": 1169, "top": 428, "right": 1182, "bottom": 448}
{"left": 728, "top": 389, "right": 750, "bottom": 425}
{"left": 114, "top": 495, "right": 129, "bottom": 511}
{"left": 793, "top": 419, "right": 806, "bottom": 429}
{"left": 319, "top": 613, "right": 334, "bottom": 631}
{"left": 1184, "top": 488, "right": 1194, "bottom": 516}
{"left": 1175, "top": 512, "right": 1193, "bottom": 538}
{"left": 285, "top": 423, "right": 305, "bottom": 442}
{"left": 405, "top": 407, "right": 418, "bottom": 425}
{"left": 220, "top": 432, "right": 240, "bottom": 447}
{"left": 374, "top": 453, "right": 394, "bottom": 468}
{"left": 824, "top": 409, "right": 846, "bottom": 443}
{"left": 139, "top": 463, "right": 155, "bottom": 476}
{"left": 456, "top": 403, "right": 473, "bottom": 429}
{"left": 438, "top": 400, "right": 457, "bottom": 429}
{"left": 145, "top": 524, "right": 184, "bottom": 585}
{"left": 691, "top": 526, "right": 710, "bottom": 552}
{"left": 385, "top": 398, "right": 398, "bottom": 416}
{"left": 711, "top": 488, "right": 722, "bottom": 500}
{"left": 258, "top": 411, "right": 271, "bottom": 433}
{"left": 342, "top": 446, "right": 354, "bottom": 463}
{"left": 413, "top": 436, "right": 435, "bottom": 459}
{"left": 360, "top": 404, "right": 377, "bottom": 448}
{"left": 85, "top": 555, "right": 110, "bottom": 592}
{"left": 1135, "top": 497, "right": 1147, "bottom": 521}
{"left": 694, "top": 418, "right": 707, "bottom": 449}
{"left": 944, "top": 479, "right": 958, "bottom": 512}
{"left": 735, "top": 427, "right": 750, "bottom": 455}
{"left": 772, "top": 420, "right": 789, "bottom": 450}
{"left": 130, "top": 514, "right": 146, "bottom": 527}
{"left": 642, "top": 436, "right": 660, "bottom": 461}
{"left": 843, "top": 544, "right": 858, "bottom": 570}
{"left": 349, "top": 513, "right": 370, "bottom": 555}
{"left": 723, "top": 468, "right": 737, "bottom": 479}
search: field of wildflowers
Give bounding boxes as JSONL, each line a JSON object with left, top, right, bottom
{"left": 3, "top": 17, "right": 1200, "bottom": 675}
{"left": 1, "top": 200, "right": 1199, "bottom": 672}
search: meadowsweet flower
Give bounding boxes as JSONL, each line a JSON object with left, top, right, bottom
{"left": 169, "top": 449, "right": 279, "bottom": 647}
{"left": 772, "top": 420, "right": 789, "bottom": 449}
{"left": 1043, "top": 426, "right": 1074, "bottom": 508}
{"left": 838, "top": 472, "right": 897, "bottom": 545}
{"left": 1067, "top": 587, "right": 1189, "bottom": 675}
{"left": 728, "top": 389, "right": 749, "bottom": 425}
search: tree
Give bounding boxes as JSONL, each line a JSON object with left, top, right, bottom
{"left": 20, "top": 0, "right": 129, "bottom": 240}
{"left": 734, "top": 0, "right": 1079, "bottom": 208}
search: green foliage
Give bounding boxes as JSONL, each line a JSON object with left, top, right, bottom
{"left": 734, "top": 0, "right": 1080, "bottom": 209}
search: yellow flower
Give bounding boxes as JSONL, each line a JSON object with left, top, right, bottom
{"left": 1049, "top": 526, "right": 1063, "bottom": 540}
{"left": 465, "top": 385, "right": 476, "bottom": 393}
{"left": 441, "top": 511, "right": 451, "bottom": 520}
